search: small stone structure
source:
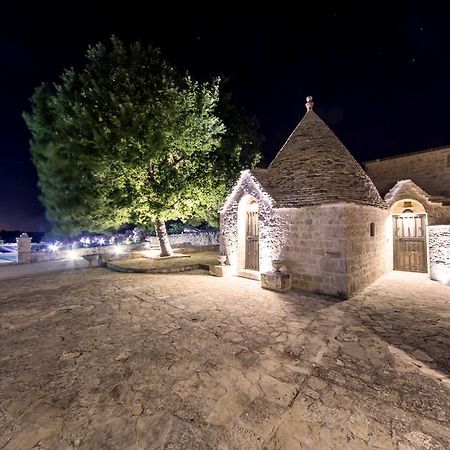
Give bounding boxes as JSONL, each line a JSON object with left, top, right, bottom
{"left": 220, "top": 98, "right": 389, "bottom": 298}
{"left": 209, "top": 265, "right": 233, "bottom": 277}
{"left": 365, "top": 150, "right": 450, "bottom": 285}
{"left": 16, "top": 233, "right": 32, "bottom": 264}
{"left": 261, "top": 271, "right": 292, "bottom": 292}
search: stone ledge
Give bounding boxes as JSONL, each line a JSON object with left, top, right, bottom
{"left": 106, "top": 262, "right": 210, "bottom": 274}
{"left": 261, "top": 271, "right": 292, "bottom": 292}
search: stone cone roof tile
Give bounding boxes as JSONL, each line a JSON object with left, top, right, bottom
{"left": 251, "top": 110, "right": 385, "bottom": 208}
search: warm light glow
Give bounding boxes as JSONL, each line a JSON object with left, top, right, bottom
{"left": 141, "top": 250, "right": 159, "bottom": 258}
{"left": 434, "top": 264, "right": 450, "bottom": 284}
{"left": 67, "top": 250, "right": 78, "bottom": 259}
{"left": 115, "top": 245, "right": 125, "bottom": 255}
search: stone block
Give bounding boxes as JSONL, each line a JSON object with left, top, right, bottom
{"left": 98, "top": 254, "right": 113, "bottom": 267}
{"left": 82, "top": 254, "right": 100, "bottom": 267}
{"left": 261, "top": 271, "right": 291, "bottom": 292}
{"left": 209, "top": 265, "right": 232, "bottom": 277}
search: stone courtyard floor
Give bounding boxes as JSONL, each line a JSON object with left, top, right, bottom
{"left": 0, "top": 268, "right": 449, "bottom": 449}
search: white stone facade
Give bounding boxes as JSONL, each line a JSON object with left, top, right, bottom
{"left": 428, "top": 225, "right": 450, "bottom": 285}
{"left": 220, "top": 170, "right": 284, "bottom": 274}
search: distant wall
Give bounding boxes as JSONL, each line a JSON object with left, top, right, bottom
{"left": 365, "top": 147, "right": 450, "bottom": 197}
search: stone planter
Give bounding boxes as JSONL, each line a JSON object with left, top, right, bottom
{"left": 272, "top": 260, "right": 284, "bottom": 272}
{"left": 217, "top": 255, "right": 227, "bottom": 266}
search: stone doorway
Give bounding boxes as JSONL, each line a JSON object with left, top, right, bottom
{"left": 392, "top": 205, "right": 427, "bottom": 273}
{"left": 245, "top": 201, "right": 259, "bottom": 270}
{"left": 237, "top": 195, "right": 260, "bottom": 274}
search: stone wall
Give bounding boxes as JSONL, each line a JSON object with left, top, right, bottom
{"left": 277, "top": 205, "right": 348, "bottom": 297}
{"left": 345, "top": 204, "right": 391, "bottom": 295}
{"left": 277, "top": 204, "right": 389, "bottom": 298}
{"left": 149, "top": 231, "right": 219, "bottom": 248}
{"left": 364, "top": 147, "right": 450, "bottom": 197}
{"left": 428, "top": 225, "right": 450, "bottom": 285}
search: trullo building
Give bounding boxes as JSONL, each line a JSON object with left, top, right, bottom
{"left": 219, "top": 97, "right": 389, "bottom": 298}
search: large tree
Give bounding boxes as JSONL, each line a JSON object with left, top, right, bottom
{"left": 24, "top": 37, "right": 261, "bottom": 255}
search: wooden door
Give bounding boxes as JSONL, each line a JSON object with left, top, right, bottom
{"left": 245, "top": 211, "right": 259, "bottom": 270}
{"left": 393, "top": 214, "right": 427, "bottom": 272}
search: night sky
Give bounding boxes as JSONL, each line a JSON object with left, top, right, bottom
{"left": 2, "top": 2, "right": 450, "bottom": 231}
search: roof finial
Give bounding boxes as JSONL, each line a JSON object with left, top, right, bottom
{"left": 305, "top": 96, "right": 314, "bottom": 111}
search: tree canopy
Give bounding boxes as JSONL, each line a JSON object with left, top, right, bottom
{"left": 24, "top": 37, "right": 261, "bottom": 252}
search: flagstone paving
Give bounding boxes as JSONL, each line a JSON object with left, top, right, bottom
{"left": 0, "top": 269, "right": 449, "bottom": 449}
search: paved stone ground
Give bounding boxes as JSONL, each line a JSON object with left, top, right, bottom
{"left": 0, "top": 269, "right": 449, "bottom": 449}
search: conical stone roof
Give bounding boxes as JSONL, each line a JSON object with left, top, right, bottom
{"left": 250, "top": 105, "right": 385, "bottom": 209}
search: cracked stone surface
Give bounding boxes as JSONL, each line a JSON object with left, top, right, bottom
{"left": 0, "top": 269, "right": 449, "bottom": 449}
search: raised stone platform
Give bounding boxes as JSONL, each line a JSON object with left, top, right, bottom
{"left": 261, "top": 271, "right": 292, "bottom": 292}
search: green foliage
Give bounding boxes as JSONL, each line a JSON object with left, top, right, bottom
{"left": 24, "top": 37, "right": 261, "bottom": 235}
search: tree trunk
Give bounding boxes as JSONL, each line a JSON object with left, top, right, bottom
{"left": 155, "top": 219, "right": 173, "bottom": 257}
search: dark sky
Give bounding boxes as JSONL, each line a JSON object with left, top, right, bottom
{"left": 1, "top": 2, "right": 450, "bottom": 231}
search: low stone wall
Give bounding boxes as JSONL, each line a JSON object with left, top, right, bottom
{"left": 428, "top": 225, "right": 450, "bottom": 285}
{"left": 29, "top": 231, "right": 219, "bottom": 264}
{"left": 30, "top": 242, "right": 148, "bottom": 263}
{"left": 147, "top": 231, "right": 219, "bottom": 248}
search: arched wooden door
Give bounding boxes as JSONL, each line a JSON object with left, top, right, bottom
{"left": 393, "top": 210, "right": 427, "bottom": 272}
{"left": 245, "top": 201, "right": 259, "bottom": 270}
